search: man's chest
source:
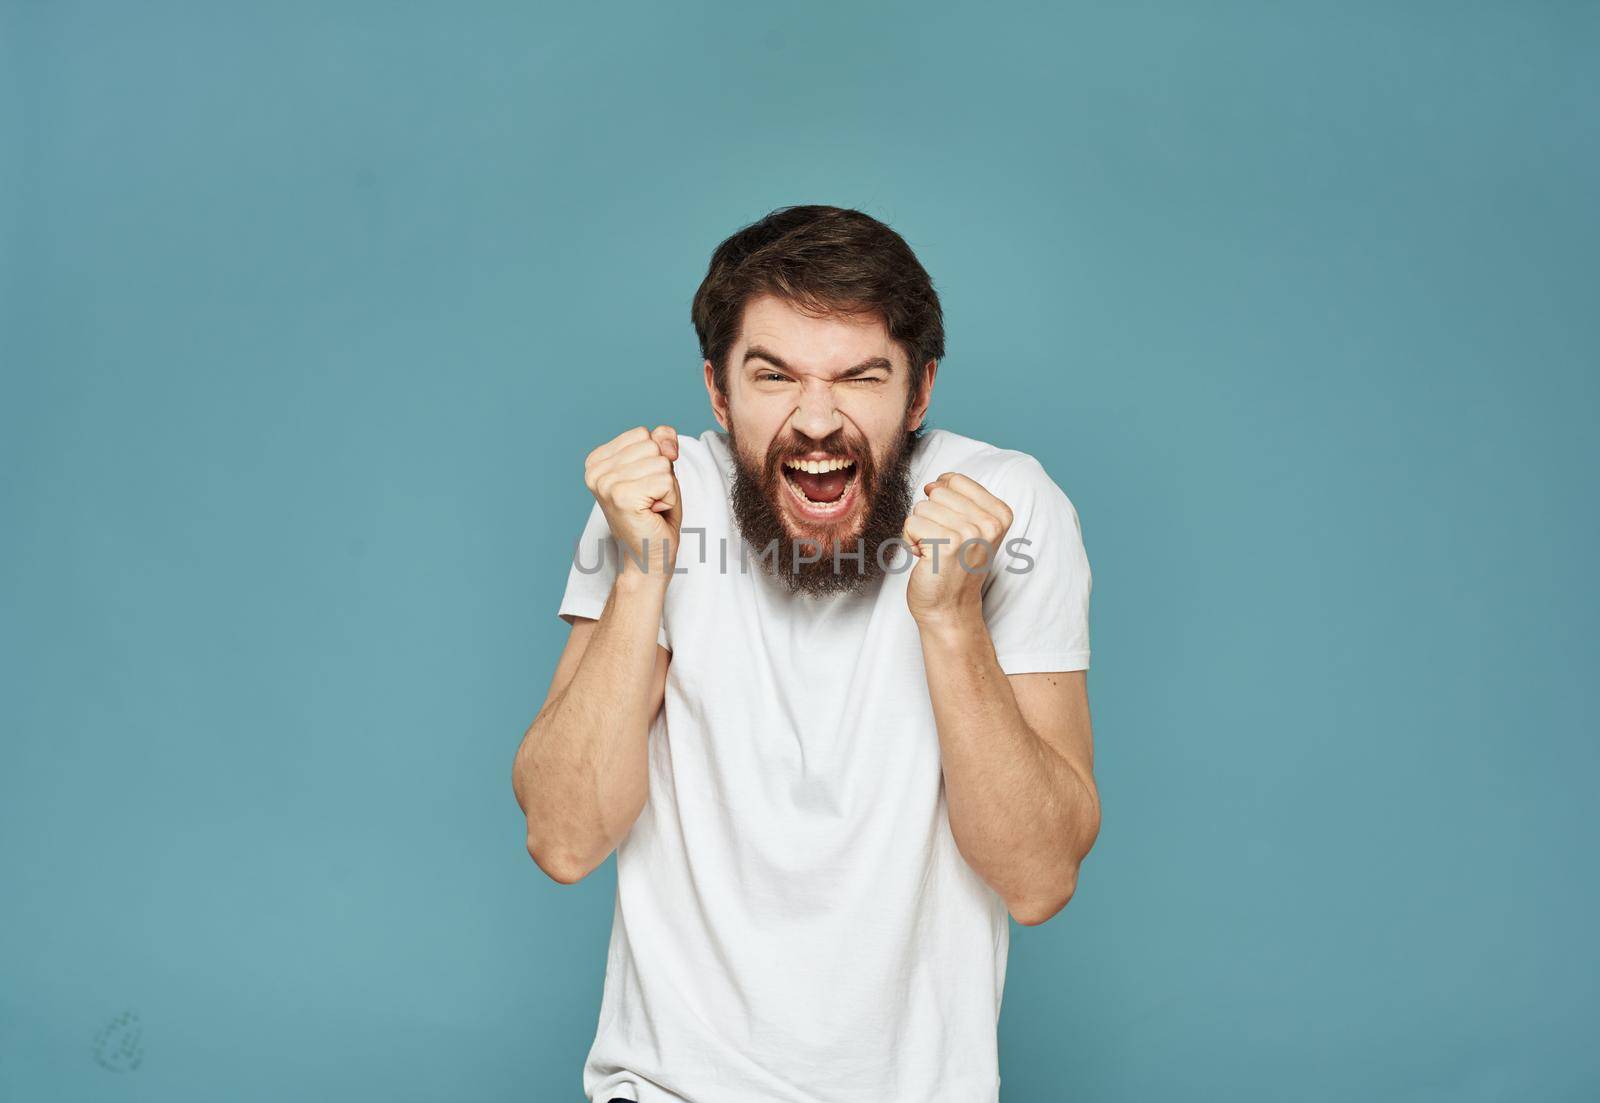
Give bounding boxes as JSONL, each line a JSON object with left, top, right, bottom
{"left": 659, "top": 565, "right": 943, "bottom": 782}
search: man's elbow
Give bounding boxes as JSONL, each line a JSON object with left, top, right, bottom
{"left": 1009, "top": 868, "right": 1080, "bottom": 927}
{"left": 526, "top": 836, "right": 594, "bottom": 886}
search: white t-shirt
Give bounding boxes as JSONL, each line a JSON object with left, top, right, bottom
{"left": 555, "top": 427, "right": 1092, "bottom": 1103}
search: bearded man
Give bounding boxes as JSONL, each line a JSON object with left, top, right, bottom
{"left": 512, "top": 205, "right": 1100, "bottom": 1103}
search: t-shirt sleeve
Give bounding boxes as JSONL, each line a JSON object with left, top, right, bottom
{"left": 979, "top": 455, "right": 1092, "bottom": 674}
{"left": 555, "top": 499, "right": 671, "bottom": 651}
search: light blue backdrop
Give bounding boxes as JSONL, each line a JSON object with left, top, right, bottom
{"left": 3, "top": 2, "right": 1596, "bottom": 1100}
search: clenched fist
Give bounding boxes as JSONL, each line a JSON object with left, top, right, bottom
{"left": 583, "top": 425, "right": 682, "bottom": 583}
{"left": 902, "top": 471, "right": 1015, "bottom": 627}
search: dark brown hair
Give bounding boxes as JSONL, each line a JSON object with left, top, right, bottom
{"left": 691, "top": 205, "right": 945, "bottom": 397}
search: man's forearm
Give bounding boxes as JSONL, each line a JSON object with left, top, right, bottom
{"left": 918, "top": 612, "right": 1099, "bottom": 924}
{"left": 514, "top": 569, "right": 666, "bottom": 881}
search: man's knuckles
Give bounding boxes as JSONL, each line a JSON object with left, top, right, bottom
{"left": 925, "top": 485, "right": 1011, "bottom": 539}
{"left": 598, "top": 463, "right": 678, "bottom": 510}
{"left": 587, "top": 440, "right": 673, "bottom": 488}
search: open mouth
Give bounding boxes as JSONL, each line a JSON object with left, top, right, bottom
{"left": 779, "top": 455, "right": 860, "bottom": 520}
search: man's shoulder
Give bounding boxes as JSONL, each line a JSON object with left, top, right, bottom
{"left": 914, "top": 428, "right": 1053, "bottom": 493}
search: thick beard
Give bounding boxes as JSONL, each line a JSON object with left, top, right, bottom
{"left": 727, "top": 420, "right": 921, "bottom": 597}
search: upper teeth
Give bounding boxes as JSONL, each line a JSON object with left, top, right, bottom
{"left": 784, "top": 457, "right": 855, "bottom": 474}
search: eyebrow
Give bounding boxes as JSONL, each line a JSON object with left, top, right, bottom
{"left": 743, "top": 345, "right": 894, "bottom": 381}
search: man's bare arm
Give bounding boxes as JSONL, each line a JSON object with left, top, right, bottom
{"left": 513, "top": 424, "right": 681, "bottom": 885}
{"left": 903, "top": 470, "right": 1100, "bottom": 926}
{"left": 919, "top": 634, "right": 1100, "bottom": 925}
{"left": 513, "top": 599, "right": 670, "bottom": 883}
{"left": 512, "top": 581, "right": 670, "bottom": 883}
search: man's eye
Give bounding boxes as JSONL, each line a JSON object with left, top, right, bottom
{"left": 759, "top": 372, "right": 787, "bottom": 383}
{"left": 849, "top": 377, "right": 885, "bottom": 384}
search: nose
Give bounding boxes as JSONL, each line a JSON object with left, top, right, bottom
{"left": 788, "top": 377, "right": 843, "bottom": 441}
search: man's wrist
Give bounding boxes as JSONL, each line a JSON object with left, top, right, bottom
{"left": 912, "top": 602, "right": 988, "bottom": 650}
{"left": 615, "top": 561, "right": 673, "bottom": 598}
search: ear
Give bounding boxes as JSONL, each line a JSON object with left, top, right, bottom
{"left": 704, "top": 360, "right": 731, "bottom": 431}
{"left": 906, "top": 360, "right": 938, "bottom": 431}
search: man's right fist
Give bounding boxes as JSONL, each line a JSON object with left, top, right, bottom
{"left": 583, "top": 425, "right": 682, "bottom": 581}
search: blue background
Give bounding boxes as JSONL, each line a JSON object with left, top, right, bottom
{"left": 3, "top": 2, "right": 1596, "bottom": 1099}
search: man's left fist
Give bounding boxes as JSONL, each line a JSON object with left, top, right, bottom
{"left": 902, "top": 471, "right": 1015, "bottom": 627}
